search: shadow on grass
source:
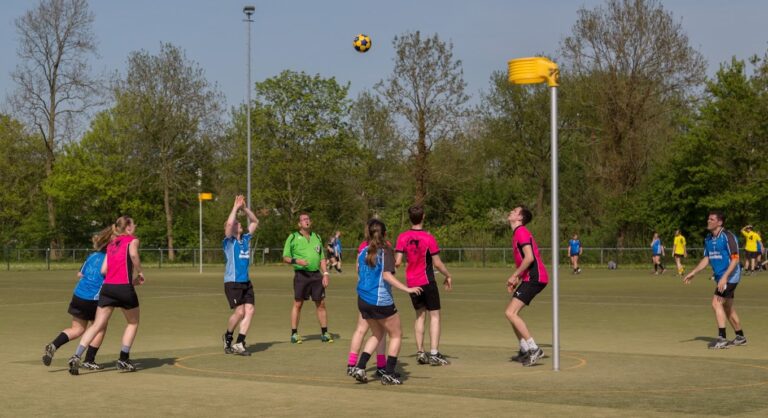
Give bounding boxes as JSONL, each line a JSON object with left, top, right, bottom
{"left": 44, "top": 357, "right": 176, "bottom": 374}
{"left": 680, "top": 336, "right": 717, "bottom": 344}
{"left": 300, "top": 333, "right": 340, "bottom": 343}
{"left": 245, "top": 340, "right": 282, "bottom": 354}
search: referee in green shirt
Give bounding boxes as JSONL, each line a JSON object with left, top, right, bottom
{"left": 283, "top": 212, "right": 333, "bottom": 344}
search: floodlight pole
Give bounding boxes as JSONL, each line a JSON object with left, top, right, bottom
{"left": 198, "top": 168, "right": 203, "bottom": 274}
{"left": 507, "top": 57, "right": 560, "bottom": 371}
{"left": 243, "top": 5, "right": 255, "bottom": 208}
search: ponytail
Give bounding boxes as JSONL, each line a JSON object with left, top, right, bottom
{"left": 92, "top": 226, "right": 114, "bottom": 251}
{"left": 112, "top": 216, "right": 134, "bottom": 236}
{"left": 365, "top": 219, "right": 388, "bottom": 267}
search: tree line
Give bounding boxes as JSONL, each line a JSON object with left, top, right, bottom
{"left": 1, "top": 0, "right": 766, "bottom": 257}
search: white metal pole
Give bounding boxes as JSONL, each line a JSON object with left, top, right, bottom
{"left": 245, "top": 11, "right": 253, "bottom": 209}
{"left": 199, "top": 196, "right": 203, "bottom": 274}
{"left": 551, "top": 85, "right": 560, "bottom": 371}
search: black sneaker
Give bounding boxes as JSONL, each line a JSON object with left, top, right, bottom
{"left": 380, "top": 372, "right": 403, "bottom": 385}
{"left": 117, "top": 358, "right": 137, "bottom": 372}
{"left": 81, "top": 361, "right": 102, "bottom": 370}
{"left": 42, "top": 343, "right": 56, "bottom": 366}
{"left": 416, "top": 351, "right": 429, "bottom": 365}
{"left": 67, "top": 355, "right": 81, "bottom": 376}
{"left": 512, "top": 349, "right": 530, "bottom": 363}
{"left": 708, "top": 337, "right": 729, "bottom": 349}
{"left": 523, "top": 347, "right": 544, "bottom": 367}
{"left": 374, "top": 368, "right": 401, "bottom": 378}
{"left": 222, "top": 334, "right": 233, "bottom": 354}
{"left": 728, "top": 335, "right": 747, "bottom": 347}
{"left": 428, "top": 352, "right": 450, "bottom": 366}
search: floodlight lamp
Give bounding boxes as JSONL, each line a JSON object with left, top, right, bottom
{"left": 243, "top": 5, "right": 255, "bottom": 16}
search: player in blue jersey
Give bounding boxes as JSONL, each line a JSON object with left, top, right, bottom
{"left": 349, "top": 219, "right": 422, "bottom": 385}
{"left": 42, "top": 228, "right": 112, "bottom": 370}
{"left": 222, "top": 195, "right": 259, "bottom": 356}
{"left": 683, "top": 211, "right": 746, "bottom": 349}
{"left": 568, "top": 234, "right": 583, "bottom": 274}
{"left": 650, "top": 232, "right": 666, "bottom": 275}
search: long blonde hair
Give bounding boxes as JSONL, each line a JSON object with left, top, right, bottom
{"left": 112, "top": 216, "right": 134, "bottom": 236}
{"left": 364, "top": 219, "right": 388, "bottom": 267}
{"left": 92, "top": 226, "right": 113, "bottom": 251}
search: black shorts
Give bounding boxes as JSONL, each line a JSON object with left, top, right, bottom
{"left": 569, "top": 252, "right": 579, "bottom": 257}
{"left": 68, "top": 294, "right": 98, "bottom": 321}
{"left": 224, "top": 281, "right": 255, "bottom": 309}
{"left": 358, "top": 297, "right": 397, "bottom": 320}
{"left": 714, "top": 282, "right": 738, "bottom": 299}
{"left": 513, "top": 281, "right": 547, "bottom": 306}
{"left": 746, "top": 251, "right": 758, "bottom": 260}
{"left": 410, "top": 281, "right": 441, "bottom": 311}
{"left": 293, "top": 270, "right": 325, "bottom": 301}
{"left": 98, "top": 284, "right": 139, "bottom": 309}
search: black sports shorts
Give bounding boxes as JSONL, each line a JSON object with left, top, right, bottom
{"left": 410, "top": 281, "right": 441, "bottom": 311}
{"left": 358, "top": 297, "right": 397, "bottom": 320}
{"left": 68, "top": 294, "right": 98, "bottom": 321}
{"left": 714, "top": 282, "right": 738, "bottom": 299}
{"left": 98, "top": 284, "right": 139, "bottom": 309}
{"left": 224, "top": 281, "right": 255, "bottom": 309}
{"left": 294, "top": 270, "right": 325, "bottom": 301}
{"left": 513, "top": 281, "right": 547, "bottom": 306}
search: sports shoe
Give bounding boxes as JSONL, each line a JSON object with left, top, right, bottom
{"left": 428, "top": 352, "right": 450, "bottom": 366}
{"left": 728, "top": 335, "right": 747, "bottom": 346}
{"left": 576, "top": 268, "right": 582, "bottom": 274}
{"left": 512, "top": 349, "right": 530, "bottom": 363}
{"left": 117, "top": 358, "right": 137, "bottom": 372}
{"left": 291, "top": 333, "right": 303, "bottom": 344}
{"left": 81, "top": 361, "right": 102, "bottom": 370}
{"left": 67, "top": 355, "right": 81, "bottom": 376}
{"left": 523, "top": 347, "right": 544, "bottom": 367}
{"left": 416, "top": 351, "right": 429, "bottom": 365}
{"left": 42, "top": 343, "right": 56, "bottom": 366}
{"left": 375, "top": 368, "right": 401, "bottom": 378}
{"left": 222, "top": 333, "right": 233, "bottom": 354}
{"left": 707, "top": 337, "right": 729, "bottom": 349}
{"left": 321, "top": 332, "right": 334, "bottom": 343}
{"left": 350, "top": 367, "right": 368, "bottom": 383}
{"left": 380, "top": 372, "right": 403, "bottom": 385}
{"left": 231, "top": 342, "right": 251, "bottom": 356}
{"left": 346, "top": 365, "right": 355, "bottom": 376}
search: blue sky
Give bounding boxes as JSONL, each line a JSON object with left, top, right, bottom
{"left": 1, "top": 0, "right": 767, "bottom": 110}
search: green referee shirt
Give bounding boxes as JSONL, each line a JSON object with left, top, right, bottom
{"left": 283, "top": 231, "right": 324, "bottom": 271}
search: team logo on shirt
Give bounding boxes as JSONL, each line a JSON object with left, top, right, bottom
{"left": 315, "top": 246, "right": 321, "bottom": 253}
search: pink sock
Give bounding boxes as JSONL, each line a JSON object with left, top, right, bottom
{"left": 348, "top": 352, "right": 358, "bottom": 366}
{"left": 376, "top": 354, "right": 386, "bottom": 369}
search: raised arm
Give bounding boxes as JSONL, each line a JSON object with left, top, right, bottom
{"left": 243, "top": 205, "right": 259, "bottom": 235}
{"left": 225, "top": 195, "right": 244, "bottom": 237}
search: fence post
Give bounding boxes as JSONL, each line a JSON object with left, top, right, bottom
{"left": 600, "top": 248, "right": 604, "bottom": 265}
{"left": 5, "top": 246, "right": 8, "bottom": 271}
{"left": 458, "top": 248, "right": 462, "bottom": 266}
{"left": 503, "top": 247, "right": 506, "bottom": 266}
{"left": 46, "top": 248, "right": 51, "bottom": 271}
{"left": 159, "top": 249, "right": 163, "bottom": 269}
{"left": 482, "top": 246, "right": 486, "bottom": 268}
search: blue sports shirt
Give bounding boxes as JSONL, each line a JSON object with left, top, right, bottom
{"left": 223, "top": 233, "right": 252, "bottom": 283}
{"left": 704, "top": 229, "right": 741, "bottom": 283}
{"left": 357, "top": 246, "right": 396, "bottom": 306}
{"left": 651, "top": 238, "right": 662, "bottom": 255}
{"left": 333, "top": 237, "right": 342, "bottom": 255}
{"left": 569, "top": 239, "right": 581, "bottom": 255}
{"left": 74, "top": 252, "right": 105, "bottom": 301}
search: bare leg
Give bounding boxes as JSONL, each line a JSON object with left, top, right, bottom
{"left": 414, "top": 308, "right": 426, "bottom": 352}
{"left": 63, "top": 318, "right": 88, "bottom": 340}
{"left": 723, "top": 298, "right": 742, "bottom": 331}
{"left": 291, "top": 300, "right": 304, "bottom": 330}
{"left": 505, "top": 298, "right": 531, "bottom": 340}
{"left": 314, "top": 299, "right": 328, "bottom": 328}
{"left": 77, "top": 307, "right": 114, "bottom": 350}
{"left": 120, "top": 307, "right": 140, "bottom": 348}
{"left": 238, "top": 303, "right": 255, "bottom": 335}
{"left": 227, "top": 305, "right": 245, "bottom": 332}
{"left": 428, "top": 309, "right": 441, "bottom": 352}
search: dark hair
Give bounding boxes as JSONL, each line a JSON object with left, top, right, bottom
{"left": 709, "top": 210, "right": 725, "bottom": 224}
{"left": 518, "top": 206, "right": 532, "bottom": 226}
{"left": 408, "top": 205, "right": 425, "bottom": 225}
{"left": 365, "top": 219, "right": 388, "bottom": 267}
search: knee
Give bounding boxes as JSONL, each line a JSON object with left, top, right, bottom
{"left": 244, "top": 304, "right": 255, "bottom": 317}
{"left": 505, "top": 308, "right": 518, "bottom": 321}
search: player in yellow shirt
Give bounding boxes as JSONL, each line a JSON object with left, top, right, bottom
{"left": 673, "top": 230, "right": 687, "bottom": 276}
{"left": 741, "top": 225, "right": 760, "bottom": 274}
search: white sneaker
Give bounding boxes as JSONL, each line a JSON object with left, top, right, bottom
{"left": 231, "top": 342, "right": 251, "bottom": 356}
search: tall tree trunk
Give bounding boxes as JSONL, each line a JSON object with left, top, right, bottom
{"left": 46, "top": 101, "right": 60, "bottom": 259}
{"left": 163, "top": 181, "right": 175, "bottom": 261}
{"left": 414, "top": 117, "right": 428, "bottom": 205}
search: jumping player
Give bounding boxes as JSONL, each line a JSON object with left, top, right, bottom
{"left": 684, "top": 211, "right": 746, "bottom": 349}
{"left": 394, "top": 205, "right": 453, "bottom": 366}
{"left": 349, "top": 219, "right": 422, "bottom": 385}
{"left": 42, "top": 228, "right": 112, "bottom": 370}
{"left": 222, "top": 195, "right": 259, "bottom": 356}
{"left": 673, "top": 229, "right": 688, "bottom": 276}
{"left": 568, "top": 234, "right": 582, "bottom": 274}
{"left": 506, "top": 206, "right": 548, "bottom": 367}
{"left": 68, "top": 216, "right": 145, "bottom": 375}
{"left": 651, "top": 232, "right": 666, "bottom": 275}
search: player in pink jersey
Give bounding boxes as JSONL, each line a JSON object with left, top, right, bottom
{"left": 506, "top": 206, "right": 548, "bottom": 367}
{"left": 68, "top": 216, "right": 146, "bottom": 375}
{"left": 394, "top": 205, "right": 454, "bottom": 366}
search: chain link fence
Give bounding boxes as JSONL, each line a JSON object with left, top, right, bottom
{"left": 0, "top": 246, "right": 740, "bottom": 271}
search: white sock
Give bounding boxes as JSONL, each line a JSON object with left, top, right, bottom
{"left": 430, "top": 349, "right": 438, "bottom": 355}
{"left": 519, "top": 339, "right": 530, "bottom": 352}
{"left": 526, "top": 338, "right": 538, "bottom": 350}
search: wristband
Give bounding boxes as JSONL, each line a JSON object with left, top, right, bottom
{"left": 323, "top": 272, "right": 330, "bottom": 276}
{"left": 290, "top": 258, "right": 296, "bottom": 264}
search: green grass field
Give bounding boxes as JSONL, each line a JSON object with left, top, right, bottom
{"left": 1, "top": 266, "right": 767, "bottom": 417}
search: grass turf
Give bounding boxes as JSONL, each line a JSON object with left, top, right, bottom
{"left": 1, "top": 266, "right": 767, "bottom": 417}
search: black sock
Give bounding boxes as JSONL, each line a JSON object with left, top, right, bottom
{"left": 385, "top": 356, "right": 398, "bottom": 374}
{"left": 321, "top": 327, "right": 328, "bottom": 334}
{"left": 654, "top": 263, "right": 658, "bottom": 272}
{"left": 84, "top": 345, "right": 99, "bottom": 363}
{"left": 736, "top": 329, "right": 744, "bottom": 337}
{"left": 660, "top": 264, "right": 665, "bottom": 270}
{"left": 52, "top": 332, "right": 69, "bottom": 349}
{"left": 718, "top": 328, "right": 726, "bottom": 339}
{"left": 225, "top": 331, "right": 234, "bottom": 347}
{"left": 236, "top": 334, "right": 246, "bottom": 344}
{"left": 356, "top": 352, "right": 371, "bottom": 369}
{"left": 291, "top": 328, "right": 297, "bottom": 336}
{"left": 119, "top": 350, "right": 130, "bottom": 361}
